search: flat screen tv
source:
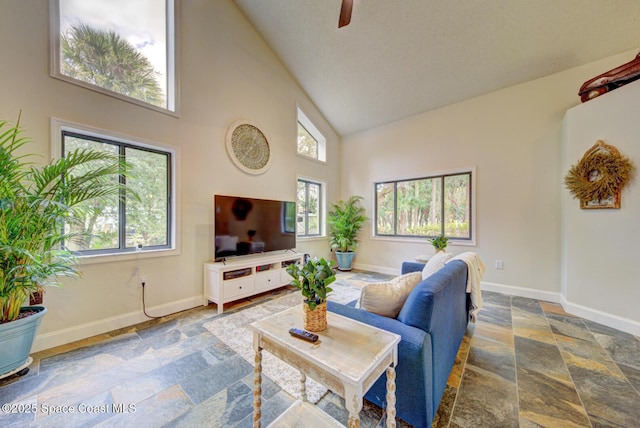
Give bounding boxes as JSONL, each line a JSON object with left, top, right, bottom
{"left": 214, "top": 195, "right": 296, "bottom": 261}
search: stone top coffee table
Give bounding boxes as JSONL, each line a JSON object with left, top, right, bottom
{"left": 250, "top": 305, "right": 401, "bottom": 427}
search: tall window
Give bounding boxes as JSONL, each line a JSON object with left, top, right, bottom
{"left": 51, "top": 0, "right": 177, "bottom": 112}
{"left": 61, "top": 130, "right": 173, "bottom": 254}
{"left": 297, "top": 107, "right": 326, "bottom": 162}
{"left": 375, "top": 171, "right": 472, "bottom": 240}
{"left": 297, "top": 179, "right": 324, "bottom": 237}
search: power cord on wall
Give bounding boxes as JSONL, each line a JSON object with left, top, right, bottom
{"left": 141, "top": 280, "right": 162, "bottom": 319}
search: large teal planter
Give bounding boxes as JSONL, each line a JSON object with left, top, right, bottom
{"left": 0, "top": 306, "right": 46, "bottom": 376}
{"left": 335, "top": 251, "right": 355, "bottom": 271}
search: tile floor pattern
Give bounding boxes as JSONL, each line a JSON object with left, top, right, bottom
{"left": 1, "top": 270, "right": 640, "bottom": 427}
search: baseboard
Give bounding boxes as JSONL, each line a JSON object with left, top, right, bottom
{"left": 561, "top": 296, "right": 640, "bottom": 337}
{"left": 481, "top": 281, "right": 563, "bottom": 304}
{"left": 32, "top": 296, "right": 203, "bottom": 353}
{"left": 356, "top": 264, "right": 640, "bottom": 337}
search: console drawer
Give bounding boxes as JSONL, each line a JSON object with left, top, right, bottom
{"left": 255, "top": 270, "right": 282, "bottom": 292}
{"left": 223, "top": 277, "right": 254, "bottom": 299}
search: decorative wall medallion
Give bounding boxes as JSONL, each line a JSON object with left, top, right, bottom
{"left": 225, "top": 120, "right": 271, "bottom": 175}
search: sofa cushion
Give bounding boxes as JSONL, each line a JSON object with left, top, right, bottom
{"left": 421, "top": 252, "right": 453, "bottom": 279}
{"left": 357, "top": 271, "right": 422, "bottom": 318}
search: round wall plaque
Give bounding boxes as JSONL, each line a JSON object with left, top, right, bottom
{"left": 225, "top": 120, "right": 272, "bottom": 175}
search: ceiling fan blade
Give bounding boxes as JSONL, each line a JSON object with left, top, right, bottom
{"left": 339, "top": 0, "right": 353, "bottom": 28}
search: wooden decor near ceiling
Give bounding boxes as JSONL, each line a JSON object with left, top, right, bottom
{"left": 339, "top": 0, "right": 353, "bottom": 28}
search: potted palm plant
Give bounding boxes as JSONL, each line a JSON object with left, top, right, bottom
{"left": 327, "top": 196, "right": 368, "bottom": 271}
{"left": 0, "top": 116, "right": 128, "bottom": 378}
{"left": 286, "top": 257, "right": 336, "bottom": 331}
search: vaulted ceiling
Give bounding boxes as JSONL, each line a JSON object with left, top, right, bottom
{"left": 233, "top": 0, "right": 640, "bottom": 136}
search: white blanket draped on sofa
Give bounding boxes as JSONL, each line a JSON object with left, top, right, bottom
{"left": 447, "top": 252, "right": 485, "bottom": 322}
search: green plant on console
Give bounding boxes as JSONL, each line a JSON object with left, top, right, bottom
{"left": 429, "top": 235, "right": 449, "bottom": 252}
{"left": 286, "top": 257, "right": 336, "bottom": 310}
{"left": 327, "top": 195, "right": 368, "bottom": 253}
{"left": 0, "top": 115, "right": 130, "bottom": 324}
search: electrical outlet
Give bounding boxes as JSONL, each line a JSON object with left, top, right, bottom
{"left": 140, "top": 275, "right": 148, "bottom": 286}
{"left": 495, "top": 260, "right": 504, "bottom": 270}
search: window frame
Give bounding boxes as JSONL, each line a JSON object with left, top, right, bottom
{"left": 49, "top": 0, "right": 179, "bottom": 116}
{"left": 296, "top": 177, "right": 326, "bottom": 239}
{"left": 296, "top": 106, "right": 326, "bottom": 163}
{"left": 373, "top": 167, "right": 476, "bottom": 245}
{"left": 51, "top": 118, "right": 180, "bottom": 262}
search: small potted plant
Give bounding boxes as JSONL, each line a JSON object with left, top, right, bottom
{"left": 286, "top": 257, "right": 336, "bottom": 332}
{"left": 327, "top": 196, "right": 368, "bottom": 271}
{"left": 429, "top": 235, "right": 449, "bottom": 253}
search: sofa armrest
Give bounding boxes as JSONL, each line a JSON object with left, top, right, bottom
{"left": 401, "top": 261, "right": 425, "bottom": 275}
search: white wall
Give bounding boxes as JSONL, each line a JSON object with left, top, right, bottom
{"left": 341, "top": 48, "right": 639, "bottom": 303}
{"left": 562, "top": 79, "right": 640, "bottom": 333}
{"left": 0, "top": 0, "right": 339, "bottom": 351}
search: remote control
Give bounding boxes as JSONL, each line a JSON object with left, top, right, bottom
{"left": 288, "top": 328, "right": 319, "bottom": 343}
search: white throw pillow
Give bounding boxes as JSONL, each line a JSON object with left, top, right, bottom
{"left": 358, "top": 271, "right": 422, "bottom": 318}
{"left": 422, "top": 252, "right": 454, "bottom": 279}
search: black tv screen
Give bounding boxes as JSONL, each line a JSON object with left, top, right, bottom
{"left": 214, "top": 195, "right": 296, "bottom": 261}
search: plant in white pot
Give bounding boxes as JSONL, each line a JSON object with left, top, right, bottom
{"left": 0, "top": 116, "right": 128, "bottom": 378}
{"left": 327, "top": 196, "right": 368, "bottom": 271}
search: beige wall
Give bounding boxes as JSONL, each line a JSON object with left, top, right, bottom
{"left": 341, "top": 49, "right": 638, "bottom": 305}
{"left": 1, "top": 0, "right": 339, "bottom": 351}
{"left": 563, "top": 79, "right": 640, "bottom": 333}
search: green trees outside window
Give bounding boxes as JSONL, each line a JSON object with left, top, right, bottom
{"left": 53, "top": 0, "right": 175, "bottom": 111}
{"left": 297, "top": 179, "right": 322, "bottom": 237}
{"left": 297, "top": 123, "right": 318, "bottom": 160}
{"left": 61, "top": 24, "right": 165, "bottom": 108}
{"left": 376, "top": 172, "right": 471, "bottom": 239}
{"left": 62, "top": 132, "right": 171, "bottom": 253}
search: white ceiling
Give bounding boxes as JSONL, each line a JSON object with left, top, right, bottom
{"left": 233, "top": 0, "right": 640, "bottom": 136}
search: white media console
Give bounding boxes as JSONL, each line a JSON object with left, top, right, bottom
{"left": 203, "top": 252, "right": 304, "bottom": 314}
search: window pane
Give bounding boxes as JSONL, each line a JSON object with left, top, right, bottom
{"left": 63, "top": 135, "right": 120, "bottom": 251}
{"left": 125, "top": 147, "right": 169, "bottom": 248}
{"left": 376, "top": 182, "right": 395, "bottom": 235}
{"left": 62, "top": 128, "right": 172, "bottom": 255}
{"left": 296, "top": 179, "right": 322, "bottom": 237}
{"left": 296, "top": 180, "right": 307, "bottom": 235}
{"left": 396, "top": 178, "right": 441, "bottom": 236}
{"left": 375, "top": 171, "right": 472, "bottom": 240}
{"left": 307, "top": 182, "right": 320, "bottom": 235}
{"left": 297, "top": 123, "right": 318, "bottom": 159}
{"left": 58, "top": 0, "right": 170, "bottom": 109}
{"left": 444, "top": 174, "right": 471, "bottom": 238}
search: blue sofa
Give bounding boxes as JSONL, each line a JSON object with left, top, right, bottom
{"left": 327, "top": 260, "right": 469, "bottom": 428}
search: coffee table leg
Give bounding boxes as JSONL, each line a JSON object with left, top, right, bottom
{"left": 253, "top": 347, "right": 262, "bottom": 428}
{"left": 344, "top": 387, "right": 362, "bottom": 428}
{"left": 386, "top": 365, "right": 396, "bottom": 428}
{"left": 348, "top": 412, "right": 360, "bottom": 428}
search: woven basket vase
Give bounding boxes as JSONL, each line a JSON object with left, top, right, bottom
{"left": 303, "top": 301, "right": 327, "bottom": 332}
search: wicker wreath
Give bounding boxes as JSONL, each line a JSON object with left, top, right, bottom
{"left": 564, "top": 140, "right": 635, "bottom": 202}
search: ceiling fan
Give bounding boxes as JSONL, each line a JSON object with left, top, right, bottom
{"left": 338, "top": 0, "right": 353, "bottom": 28}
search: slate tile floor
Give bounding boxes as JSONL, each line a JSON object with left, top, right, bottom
{"left": 1, "top": 270, "right": 640, "bottom": 427}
